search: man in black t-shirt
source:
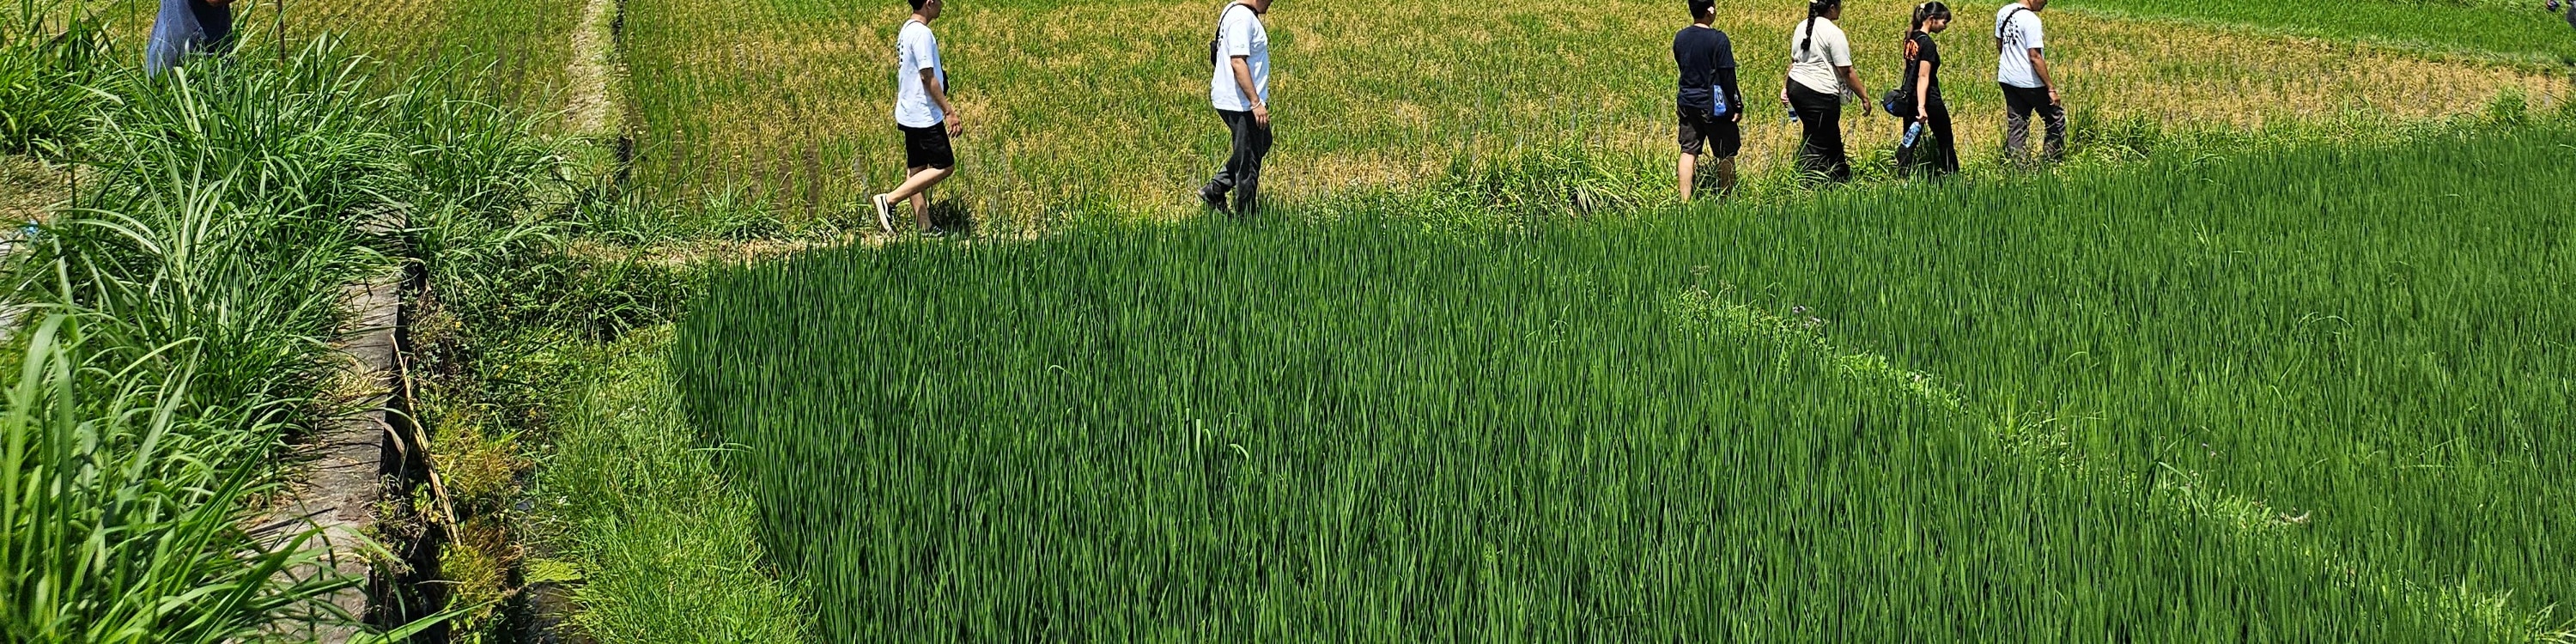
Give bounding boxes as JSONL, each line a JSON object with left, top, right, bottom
{"left": 1674, "top": 0, "right": 1743, "bottom": 202}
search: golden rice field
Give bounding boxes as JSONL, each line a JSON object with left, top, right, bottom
{"left": 617, "top": 0, "right": 2568, "bottom": 225}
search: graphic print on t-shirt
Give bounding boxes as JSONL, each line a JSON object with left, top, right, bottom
{"left": 1995, "top": 4, "right": 2046, "bottom": 88}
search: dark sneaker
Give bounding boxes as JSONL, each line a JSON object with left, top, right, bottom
{"left": 872, "top": 194, "right": 896, "bottom": 234}
{"left": 1200, "top": 186, "right": 1230, "bottom": 213}
{"left": 920, "top": 226, "right": 951, "bottom": 239}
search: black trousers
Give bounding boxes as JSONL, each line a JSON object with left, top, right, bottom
{"left": 1901, "top": 98, "right": 1959, "bottom": 177}
{"left": 1203, "top": 109, "right": 1274, "bottom": 215}
{"left": 2001, "top": 83, "right": 2066, "bottom": 161}
{"left": 1786, "top": 83, "right": 1851, "bottom": 183}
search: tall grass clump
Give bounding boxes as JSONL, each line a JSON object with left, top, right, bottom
{"left": 0, "top": 315, "right": 359, "bottom": 642}
{"left": 42, "top": 53, "right": 404, "bottom": 405}
{"left": 0, "top": 0, "right": 118, "bottom": 155}
{"left": 2, "top": 38, "right": 591, "bottom": 640}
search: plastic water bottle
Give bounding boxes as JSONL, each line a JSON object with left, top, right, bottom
{"left": 1901, "top": 121, "right": 1925, "bottom": 148}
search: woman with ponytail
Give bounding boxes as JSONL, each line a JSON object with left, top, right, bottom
{"left": 1780, "top": 0, "right": 1869, "bottom": 183}
{"left": 1898, "top": 2, "right": 1958, "bottom": 176}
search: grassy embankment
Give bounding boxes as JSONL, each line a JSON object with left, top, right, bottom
{"left": 676, "top": 125, "right": 2576, "bottom": 641}
{"left": 3, "top": 0, "right": 811, "bottom": 640}
{"left": 0, "top": 1, "right": 583, "bottom": 633}
{"left": 619, "top": 0, "right": 2567, "bottom": 231}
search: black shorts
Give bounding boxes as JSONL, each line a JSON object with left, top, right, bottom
{"left": 901, "top": 124, "right": 956, "bottom": 170}
{"left": 1678, "top": 109, "right": 1741, "bottom": 157}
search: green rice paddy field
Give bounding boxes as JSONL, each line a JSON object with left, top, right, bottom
{"left": 676, "top": 127, "right": 2576, "bottom": 640}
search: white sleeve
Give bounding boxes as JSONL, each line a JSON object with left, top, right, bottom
{"left": 2024, "top": 18, "right": 2045, "bottom": 51}
{"left": 903, "top": 30, "right": 938, "bottom": 73}
{"left": 1826, "top": 27, "right": 1852, "bottom": 67}
{"left": 1221, "top": 10, "right": 1254, "bottom": 58}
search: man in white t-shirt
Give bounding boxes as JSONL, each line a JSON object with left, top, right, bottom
{"left": 871, "top": 0, "right": 963, "bottom": 237}
{"left": 1199, "top": 0, "right": 1273, "bottom": 216}
{"left": 1995, "top": 0, "right": 2064, "bottom": 162}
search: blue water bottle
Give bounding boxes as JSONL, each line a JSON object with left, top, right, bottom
{"left": 1901, "top": 121, "right": 1924, "bottom": 148}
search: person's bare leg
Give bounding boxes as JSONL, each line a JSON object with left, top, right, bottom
{"left": 876, "top": 166, "right": 952, "bottom": 230}
{"left": 1677, "top": 152, "right": 1699, "bottom": 203}
{"left": 1714, "top": 156, "right": 1738, "bottom": 197}
{"left": 883, "top": 166, "right": 951, "bottom": 203}
{"left": 912, "top": 183, "right": 935, "bottom": 230}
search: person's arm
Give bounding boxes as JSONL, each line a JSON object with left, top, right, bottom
{"left": 1838, "top": 65, "right": 1870, "bottom": 115}
{"left": 1913, "top": 58, "right": 1934, "bottom": 122}
{"left": 2028, "top": 49, "right": 2058, "bottom": 106}
{"left": 1230, "top": 56, "right": 1268, "bottom": 127}
{"left": 1781, "top": 50, "right": 1795, "bottom": 109}
{"left": 921, "top": 67, "right": 961, "bottom": 136}
{"left": 1717, "top": 66, "right": 1743, "bottom": 123}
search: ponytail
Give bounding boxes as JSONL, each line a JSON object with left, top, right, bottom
{"left": 1906, "top": 1, "right": 1952, "bottom": 46}
{"left": 1800, "top": 0, "right": 1840, "bottom": 55}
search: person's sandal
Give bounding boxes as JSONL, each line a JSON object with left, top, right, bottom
{"left": 872, "top": 194, "right": 896, "bottom": 234}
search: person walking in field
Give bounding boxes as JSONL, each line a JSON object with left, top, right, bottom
{"left": 1200, "top": 0, "right": 1273, "bottom": 216}
{"left": 1996, "top": 0, "right": 2064, "bottom": 163}
{"left": 1674, "top": 0, "right": 1743, "bottom": 202}
{"left": 143, "top": 0, "right": 235, "bottom": 76}
{"left": 871, "top": 0, "right": 963, "bottom": 237}
{"left": 1781, "top": 0, "right": 1871, "bottom": 184}
{"left": 1895, "top": 2, "right": 1959, "bottom": 176}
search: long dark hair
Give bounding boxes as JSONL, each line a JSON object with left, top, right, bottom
{"left": 1909, "top": 1, "right": 1952, "bottom": 40}
{"left": 1800, "top": 0, "right": 1843, "bottom": 55}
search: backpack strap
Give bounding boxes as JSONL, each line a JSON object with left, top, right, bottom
{"left": 1997, "top": 6, "right": 2029, "bottom": 44}
{"left": 1213, "top": 2, "right": 1251, "bottom": 65}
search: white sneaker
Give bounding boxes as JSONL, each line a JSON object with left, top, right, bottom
{"left": 872, "top": 194, "right": 896, "bottom": 234}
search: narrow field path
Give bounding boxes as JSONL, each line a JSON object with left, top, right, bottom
{"left": 254, "top": 273, "right": 409, "bottom": 643}
{"left": 562, "top": 0, "right": 622, "bottom": 142}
